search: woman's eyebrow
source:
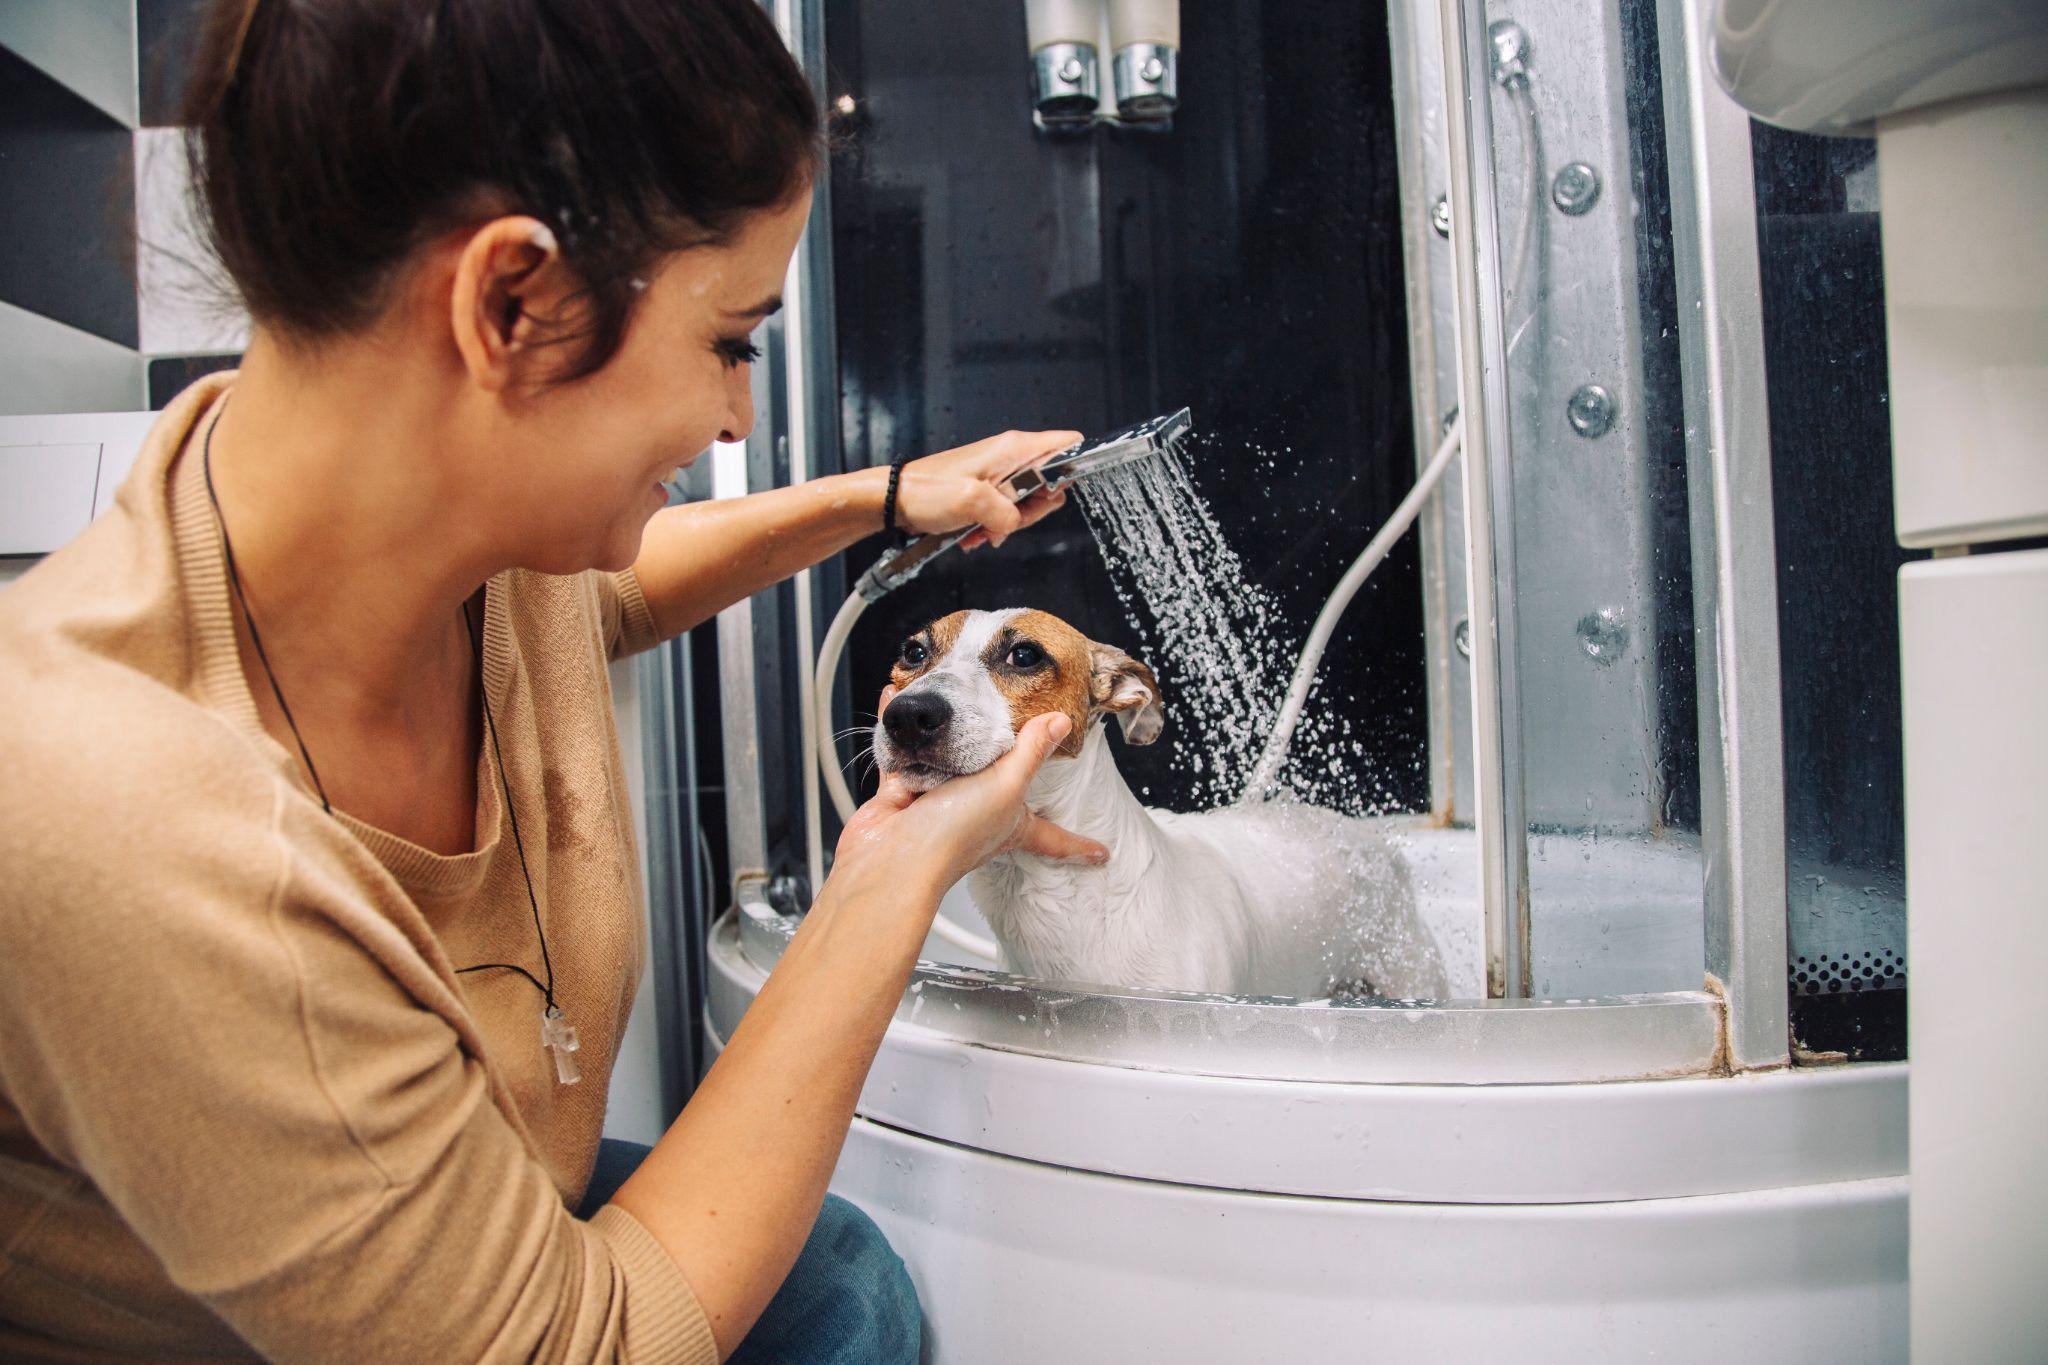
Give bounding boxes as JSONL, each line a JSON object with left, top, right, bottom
{"left": 724, "top": 294, "right": 784, "bottom": 320}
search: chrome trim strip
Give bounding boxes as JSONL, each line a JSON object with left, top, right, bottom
{"left": 714, "top": 440, "right": 769, "bottom": 887}
{"left": 1657, "top": 0, "right": 1792, "bottom": 1071}
{"left": 1440, "top": 0, "right": 1531, "bottom": 995}
{"left": 773, "top": 0, "right": 825, "bottom": 899}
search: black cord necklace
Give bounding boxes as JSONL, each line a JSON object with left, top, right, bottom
{"left": 201, "top": 407, "right": 580, "bottom": 1084}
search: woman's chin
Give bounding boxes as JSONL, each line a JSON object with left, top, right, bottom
{"left": 517, "top": 501, "right": 659, "bottom": 577}
{"left": 596, "top": 520, "right": 653, "bottom": 574}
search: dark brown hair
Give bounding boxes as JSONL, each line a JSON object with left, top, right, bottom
{"left": 184, "top": 0, "right": 820, "bottom": 380}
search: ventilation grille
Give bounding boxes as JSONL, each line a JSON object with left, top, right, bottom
{"left": 1789, "top": 949, "right": 1905, "bottom": 996}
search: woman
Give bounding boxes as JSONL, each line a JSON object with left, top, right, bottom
{"left": 0, "top": 1, "right": 1107, "bottom": 1360}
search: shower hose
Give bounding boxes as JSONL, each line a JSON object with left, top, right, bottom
{"left": 810, "top": 81, "right": 1543, "bottom": 961}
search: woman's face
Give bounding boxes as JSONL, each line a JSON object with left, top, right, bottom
{"left": 491, "top": 187, "right": 813, "bottom": 575}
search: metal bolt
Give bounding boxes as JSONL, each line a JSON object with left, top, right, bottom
{"left": 1575, "top": 607, "right": 1630, "bottom": 667}
{"left": 1140, "top": 55, "right": 1165, "bottom": 82}
{"left": 1430, "top": 194, "right": 1452, "bottom": 238}
{"left": 1440, "top": 404, "right": 1460, "bottom": 435}
{"left": 1453, "top": 617, "right": 1472, "bottom": 659}
{"left": 1552, "top": 162, "right": 1600, "bottom": 215}
{"left": 1566, "top": 384, "right": 1615, "bottom": 438}
{"left": 1058, "top": 57, "right": 1084, "bottom": 84}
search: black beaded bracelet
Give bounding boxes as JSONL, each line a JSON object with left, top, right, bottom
{"left": 882, "top": 457, "right": 907, "bottom": 540}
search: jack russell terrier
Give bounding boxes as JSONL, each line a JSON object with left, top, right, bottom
{"left": 871, "top": 608, "right": 1449, "bottom": 1000}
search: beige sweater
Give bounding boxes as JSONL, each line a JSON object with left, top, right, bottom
{"left": 0, "top": 378, "right": 717, "bottom": 1362}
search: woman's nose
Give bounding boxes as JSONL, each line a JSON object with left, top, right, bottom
{"left": 719, "top": 372, "right": 756, "bottom": 444}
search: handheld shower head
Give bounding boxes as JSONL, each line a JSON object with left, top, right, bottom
{"left": 1011, "top": 405, "right": 1192, "bottom": 498}
{"left": 855, "top": 406, "right": 1193, "bottom": 601}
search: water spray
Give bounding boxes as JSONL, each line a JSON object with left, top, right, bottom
{"left": 813, "top": 29, "right": 1548, "bottom": 938}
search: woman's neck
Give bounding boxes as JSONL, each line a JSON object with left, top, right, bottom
{"left": 206, "top": 333, "right": 500, "bottom": 713}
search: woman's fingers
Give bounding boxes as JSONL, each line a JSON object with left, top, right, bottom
{"left": 1013, "top": 487, "right": 1066, "bottom": 530}
{"left": 982, "top": 428, "right": 1082, "bottom": 481}
{"left": 967, "top": 485, "right": 1025, "bottom": 547}
{"left": 1014, "top": 812, "right": 1110, "bottom": 865}
{"left": 896, "top": 427, "right": 1079, "bottom": 543}
{"left": 961, "top": 488, "right": 1061, "bottom": 552}
{"left": 989, "top": 712, "right": 1072, "bottom": 791}
{"left": 988, "top": 714, "right": 1107, "bottom": 863}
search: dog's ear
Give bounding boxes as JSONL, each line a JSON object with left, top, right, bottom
{"left": 1088, "top": 643, "right": 1165, "bottom": 745}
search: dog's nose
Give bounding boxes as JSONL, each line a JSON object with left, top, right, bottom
{"left": 883, "top": 691, "right": 952, "bottom": 749}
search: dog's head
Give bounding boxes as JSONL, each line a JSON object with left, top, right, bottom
{"left": 872, "top": 609, "right": 1164, "bottom": 791}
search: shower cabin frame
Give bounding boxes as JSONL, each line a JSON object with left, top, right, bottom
{"left": 704, "top": 0, "right": 1793, "bottom": 1083}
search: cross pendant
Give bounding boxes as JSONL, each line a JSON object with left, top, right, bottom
{"left": 540, "top": 1005, "right": 582, "bottom": 1086}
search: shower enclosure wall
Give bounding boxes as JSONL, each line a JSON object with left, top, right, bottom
{"left": 672, "top": 0, "right": 1912, "bottom": 1354}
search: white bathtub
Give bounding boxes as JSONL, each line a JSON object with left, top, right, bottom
{"left": 706, "top": 900, "right": 1906, "bottom": 1363}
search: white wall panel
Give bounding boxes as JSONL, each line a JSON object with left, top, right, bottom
{"left": 1903, "top": 548, "right": 2048, "bottom": 1363}
{"left": 135, "top": 126, "right": 250, "bottom": 357}
{"left": 0, "top": 299, "right": 144, "bottom": 416}
{"left": 0, "top": 1, "right": 139, "bottom": 127}
{"left": 1882, "top": 90, "right": 2048, "bottom": 547}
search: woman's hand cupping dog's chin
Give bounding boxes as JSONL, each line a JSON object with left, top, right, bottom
{"left": 834, "top": 705, "right": 1109, "bottom": 906}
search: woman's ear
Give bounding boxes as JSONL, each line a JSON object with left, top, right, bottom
{"left": 1088, "top": 643, "right": 1165, "bottom": 745}
{"left": 447, "top": 216, "right": 577, "bottom": 392}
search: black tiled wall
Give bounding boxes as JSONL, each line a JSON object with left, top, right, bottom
{"left": 0, "top": 46, "right": 138, "bottom": 347}
{"left": 139, "top": 0, "right": 209, "bottom": 127}
{"left": 147, "top": 352, "right": 239, "bottom": 407}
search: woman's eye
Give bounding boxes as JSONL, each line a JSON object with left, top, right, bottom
{"left": 1007, "top": 643, "right": 1045, "bottom": 669}
{"left": 901, "top": 640, "right": 928, "bottom": 665}
{"left": 715, "top": 337, "right": 763, "bottom": 368}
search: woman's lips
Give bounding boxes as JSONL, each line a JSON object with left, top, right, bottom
{"left": 650, "top": 461, "right": 688, "bottom": 501}
{"left": 652, "top": 449, "right": 707, "bottom": 491}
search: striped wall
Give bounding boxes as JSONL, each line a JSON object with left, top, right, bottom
{"left": 0, "top": 0, "right": 245, "bottom": 416}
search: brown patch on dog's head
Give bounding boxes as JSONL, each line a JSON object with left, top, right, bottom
{"left": 888, "top": 610, "right": 968, "bottom": 692}
{"left": 986, "top": 610, "right": 1097, "bottom": 754}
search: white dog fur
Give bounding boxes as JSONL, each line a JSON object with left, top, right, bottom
{"left": 872, "top": 608, "right": 1449, "bottom": 999}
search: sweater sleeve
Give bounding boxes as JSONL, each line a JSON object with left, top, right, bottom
{"left": 597, "top": 568, "right": 664, "bottom": 661}
{"left": 0, "top": 759, "right": 715, "bottom": 1363}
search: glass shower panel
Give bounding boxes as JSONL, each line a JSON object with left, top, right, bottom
{"left": 1476, "top": 0, "right": 1704, "bottom": 996}
{"left": 825, "top": 0, "right": 1431, "bottom": 821}
{"left": 1750, "top": 124, "right": 1913, "bottom": 1062}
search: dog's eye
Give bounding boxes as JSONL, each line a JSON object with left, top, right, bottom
{"left": 1006, "top": 642, "right": 1046, "bottom": 669}
{"left": 900, "top": 639, "right": 929, "bottom": 666}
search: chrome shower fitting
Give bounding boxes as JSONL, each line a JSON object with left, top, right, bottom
{"left": 1027, "top": 0, "right": 1180, "bottom": 131}
{"left": 1109, "top": 0, "right": 1180, "bottom": 123}
{"left": 1488, "top": 19, "right": 1532, "bottom": 90}
{"left": 1552, "top": 162, "right": 1601, "bottom": 215}
{"left": 1028, "top": 0, "right": 1104, "bottom": 128}
{"left": 855, "top": 408, "right": 1193, "bottom": 602}
{"left": 1033, "top": 44, "right": 1101, "bottom": 126}
{"left": 1566, "top": 384, "right": 1615, "bottom": 439}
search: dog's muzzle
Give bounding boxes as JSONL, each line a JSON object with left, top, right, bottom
{"left": 874, "top": 677, "right": 1016, "bottom": 791}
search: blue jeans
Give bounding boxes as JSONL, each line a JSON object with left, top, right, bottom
{"left": 579, "top": 1139, "right": 922, "bottom": 1363}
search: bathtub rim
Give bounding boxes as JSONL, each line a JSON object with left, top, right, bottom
{"left": 710, "top": 901, "right": 1906, "bottom": 1204}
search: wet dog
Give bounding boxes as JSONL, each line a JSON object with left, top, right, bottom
{"left": 871, "top": 609, "right": 1448, "bottom": 999}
